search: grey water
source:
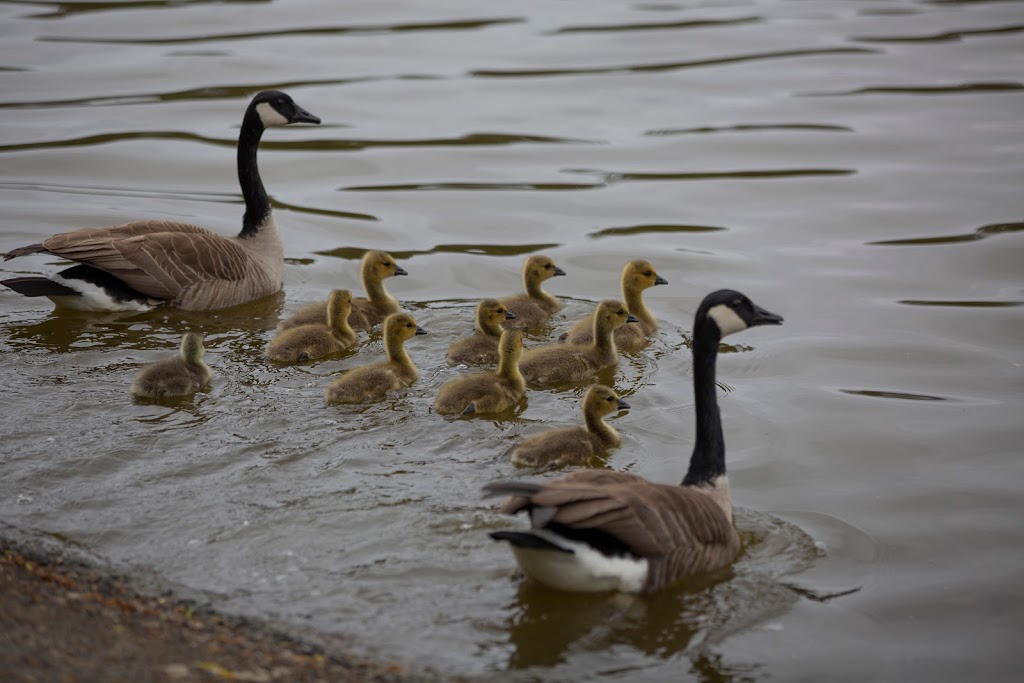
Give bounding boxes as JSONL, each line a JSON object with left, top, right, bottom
{"left": 1, "top": 0, "right": 1022, "bottom": 680}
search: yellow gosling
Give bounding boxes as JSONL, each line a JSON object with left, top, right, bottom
{"left": 324, "top": 313, "right": 425, "bottom": 404}
{"left": 280, "top": 250, "right": 407, "bottom": 331}
{"left": 266, "top": 289, "right": 357, "bottom": 363}
{"left": 434, "top": 330, "right": 525, "bottom": 416}
{"left": 518, "top": 300, "right": 637, "bottom": 386}
{"left": 131, "top": 332, "right": 212, "bottom": 398}
{"left": 446, "top": 299, "right": 516, "bottom": 366}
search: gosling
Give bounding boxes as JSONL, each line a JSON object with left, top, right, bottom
{"left": 560, "top": 260, "right": 667, "bottom": 352}
{"left": 499, "top": 254, "right": 565, "bottom": 331}
{"left": 324, "top": 313, "right": 426, "bottom": 404}
{"left": 434, "top": 330, "right": 526, "bottom": 416}
{"left": 510, "top": 385, "right": 630, "bottom": 468}
{"left": 266, "top": 289, "right": 357, "bottom": 363}
{"left": 518, "top": 300, "right": 637, "bottom": 386}
{"left": 131, "top": 332, "right": 212, "bottom": 399}
{"left": 446, "top": 299, "right": 516, "bottom": 366}
{"left": 279, "top": 250, "right": 407, "bottom": 331}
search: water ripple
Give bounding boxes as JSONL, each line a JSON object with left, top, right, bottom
{"left": 470, "top": 47, "right": 877, "bottom": 78}
{"left": 38, "top": 17, "right": 523, "bottom": 45}
{"left": 565, "top": 167, "right": 856, "bottom": 183}
{"left": 551, "top": 16, "right": 760, "bottom": 34}
{"left": 853, "top": 23, "right": 1024, "bottom": 44}
{"left": 804, "top": 82, "right": 1024, "bottom": 97}
{"left": 19, "top": 0, "right": 267, "bottom": 20}
{"left": 897, "top": 300, "right": 1022, "bottom": 308}
{"left": 0, "top": 131, "right": 593, "bottom": 155}
{"left": 869, "top": 221, "right": 1024, "bottom": 246}
{"left": 315, "top": 243, "right": 561, "bottom": 261}
{"left": 644, "top": 123, "right": 854, "bottom": 136}
{"left": 839, "top": 389, "right": 948, "bottom": 402}
{"left": 589, "top": 224, "right": 727, "bottom": 239}
{"left": 341, "top": 181, "right": 602, "bottom": 193}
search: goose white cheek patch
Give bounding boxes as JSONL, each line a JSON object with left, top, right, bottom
{"left": 707, "top": 304, "right": 748, "bottom": 337}
{"left": 255, "top": 102, "right": 290, "bottom": 127}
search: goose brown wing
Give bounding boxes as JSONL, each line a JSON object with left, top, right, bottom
{"left": 39, "top": 221, "right": 254, "bottom": 299}
{"left": 493, "top": 471, "right": 736, "bottom": 560}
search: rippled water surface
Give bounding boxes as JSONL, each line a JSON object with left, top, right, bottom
{"left": 1, "top": 0, "right": 1022, "bottom": 680}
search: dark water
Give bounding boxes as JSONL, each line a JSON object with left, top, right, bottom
{"left": 1, "top": 0, "right": 1022, "bottom": 680}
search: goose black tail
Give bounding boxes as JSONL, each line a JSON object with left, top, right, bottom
{"left": 1, "top": 277, "right": 79, "bottom": 298}
{"left": 489, "top": 530, "right": 574, "bottom": 553}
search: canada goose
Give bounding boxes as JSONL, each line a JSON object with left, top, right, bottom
{"left": 265, "top": 289, "right": 357, "bottom": 363}
{"left": 446, "top": 299, "right": 516, "bottom": 366}
{"left": 499, "top": 255, "right": 566, "bottom": 330}
{"left": 560, "top": 260, "right": 667, "bottom": 352}
{"left": 510, "top": 385, "right": 630, "bottom": 468}
{"left": 484, "top": 289, "right": 783, "bottom": 593}
{"left": 2, "top": 91, "right": 320, "bottom": 312}
{"left": 518, "top": 300, "right": 637, "bottom": 386}
{"left": 434, "top": 330, "right": 526, "bottom": 416}
{"left": 324, "top": 312, "right": 426, "bottom": 404}
{"left": 131, "top": 332, "right": 212, "bottom": 398}
{"left": 278, "top": 251, "right": 407, "bottom": 331}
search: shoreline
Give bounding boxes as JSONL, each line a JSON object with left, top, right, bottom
{"left": 0, "top": 523, "right": 449, "bottom": 683}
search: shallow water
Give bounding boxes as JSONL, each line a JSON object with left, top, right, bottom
{"left": 1, "top": 0, "right": 1022, "bottom": 680}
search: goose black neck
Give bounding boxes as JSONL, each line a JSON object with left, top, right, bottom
{"left": 238, "top": 108, "right": 270, "bottom": 237}
{"left": 682, "top": 314, "right": 725, "bottom": 487}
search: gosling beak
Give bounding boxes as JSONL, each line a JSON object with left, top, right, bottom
{"left": 504, "top": 311, "right": 516, "bottom": 320}
{"left": 750, "top": 304, "right": 783, "bottom": 326}
{"left": 291, "top": 106, "right": 321, "bottom": 125}
{"left": 394, "top": 265, "right": 408, "bottom": 276}
{"left": 553, "top": 266, "right": 566, "bottom": 277}
{"left": 616, "top": 398, "right": 631, "bottom": 410}
{"left": 654, "top": 274, "right": 668, "bottom": 286}
{"left": 415, "top": 326, "right": 428, "bottom": 335}
{"left": 626, "top": 313, "right": 639, "bottom": 323}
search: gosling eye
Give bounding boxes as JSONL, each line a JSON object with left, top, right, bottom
{"left": 406, "top": 323, "right": 414, "bottom": 328}
{"left": 543, "top": 263, "right": 552, "bottom": 269}
{"left": 383, "top": 261, "right": 392, "bottom": 267}
{"left": 643, "top": 271, "right": 653, "bottom": 277}
{"left": 607, "top": 396, "right": 616, "bottom": 402}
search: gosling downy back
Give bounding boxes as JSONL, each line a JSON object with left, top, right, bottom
{"left": 324, "top": 312, "right": 426, "bottom": 404}
{"left": 132, "top": 332, "right": 213, "bottom": 398}
{"left": 265, "top": 289, "right": 357, "bottom": 363}
{"left": 486, "top": 289, "right": 783, "bottom": 593}
{"left": 560, "top": 260, "right": 667, "bottom": 350}
{"left": 518, "top": 300, "right": 637, "bottom": 386}
{"left": 510, "top": 384, "right": 630, "bottom": 468}
{"left": 278, "top": 250, "right": 407, "bottom": 330}
{"left": 446, "top": 299, "right": 516, "bottom": 366}
{"left": 3, "top": 91, "right": 320, "bottom": 312}
{"left": 499, "top": 255, "right": 566, "bottom": 331}
{"left": 435, "top": 330, "right": 526, "bottom": 416}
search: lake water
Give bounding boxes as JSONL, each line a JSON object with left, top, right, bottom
{"left": 1, "top": 0, "right": 1022, "bottom": 680}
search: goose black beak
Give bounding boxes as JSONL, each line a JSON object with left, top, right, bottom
{"left": 394, "top": 265, "right": 409, "bottom": 276}
{"left": 291, "top": 106, "right": 321, "bottom": 125}
{"left": 505, "top": 311, "right": 516, "bottom": 320}
{"left": 553, "top": 266, "right": 566, "bottom": 277}
{"left": 616, "top": 398, "right": 631, "bottom": 410}
{"left": 415, "top": 326, "right": 428, "bottom": 335}
{"left": 751, "top": 305, "right": 783, "bottom": 326}
{"left": 654, "top": 274, "right": 668, "bottom": 285}
{"left": 626, "top": 313, "right": 639, "bottom": 323}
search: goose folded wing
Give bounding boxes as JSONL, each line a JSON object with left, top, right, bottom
{"left": 505, "top": 473, "right": 736, "bottom": 560}
{"left": 43, "top": 225, "right": 254, "bottom": 300}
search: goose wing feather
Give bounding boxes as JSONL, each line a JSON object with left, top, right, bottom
{"left": 38, "top": 221, "right": 257, "bottom": 300}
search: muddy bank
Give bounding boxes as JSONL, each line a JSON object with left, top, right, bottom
{"left": 0, "top": 524, "right": 450, "bottom": 683}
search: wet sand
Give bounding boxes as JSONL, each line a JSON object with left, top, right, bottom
{"left": 1, "top": 525, "right": 447, "bottom": 683}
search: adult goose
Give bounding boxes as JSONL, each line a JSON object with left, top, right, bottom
{"left": 2, "top": 91, "right": 320, "bottom": 312}
{"left": 559, "top": 260, "right": 667, "bottom": 352}
{"left": 484, "top": 289, "right": 782, "bottom": 593}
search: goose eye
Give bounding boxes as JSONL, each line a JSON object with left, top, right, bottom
{"left": 732, "top": 299, "right": 743, "bottom": 307}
